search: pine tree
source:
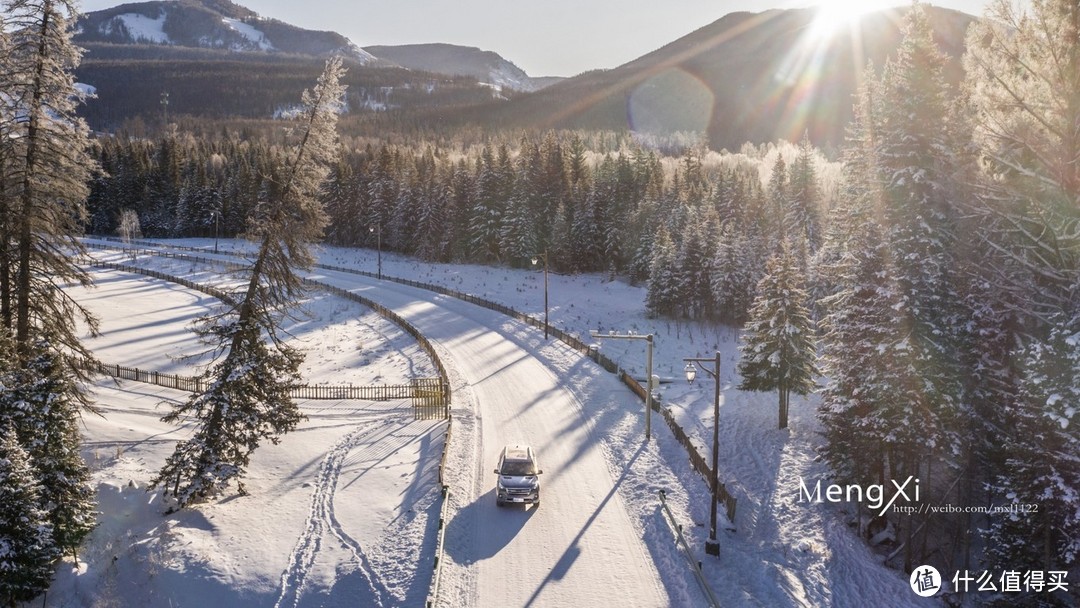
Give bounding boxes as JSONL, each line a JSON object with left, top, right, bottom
{"left": 644, "top": 226, "right": 678, "bottom": 318}
{"left": 984, "top": 313, "right": 1080, "bottom": 588}
{"left": 875, "top": 3, "right": 967, "bottom": 473}
{"left": 818, "top": 224, "right": 902, "bottom": 503}
{"left": 3, "top": 0, "right": 98, "bottom": 360}
{"left": 6, "top": 340, "right": 97, "bottom": 559}
{"left": 152, "top": 58, "right": 346, "bottom": 508}
{"left": 737, "top": 242, "right": 818, "bottom": 429}
{"left": 675, "top": 211, "right": 716, "bottom": 319}
{"left": 469, "top": 145, "right": 506, "bottom": 263}
{"left": 0, "top": 426, "right": 57, "bottom": 607}
{"left": 787, "top": 132, "right": 822, "bottom": 253}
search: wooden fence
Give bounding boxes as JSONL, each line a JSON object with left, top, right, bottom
{"left": 81, "top": 358, "right": 446, "bottom": 407}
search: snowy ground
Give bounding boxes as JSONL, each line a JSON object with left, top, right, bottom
{"left": 37, "top": 238, "right": 938, "bottom": 607}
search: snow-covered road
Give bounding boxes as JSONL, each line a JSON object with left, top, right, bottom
{"left": 307, "top": 268, "right": 674, "bottom": 607}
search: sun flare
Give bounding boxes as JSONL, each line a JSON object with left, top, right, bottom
{"left": 808, "top": 0, "right": 896, "bottom": 37}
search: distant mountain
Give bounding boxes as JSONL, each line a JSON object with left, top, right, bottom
{"left": 74, "top": 0, "right": 376, "bottom": 63}
{"left": 71, "top": 1, "right": 514, "bottom": 130}
{"left": 458, "top": 5, "right": 978, "bottom": 149}
{"left": 71, "top": 2, "right": 979, "bottom": 148}
{"left": 365, "top": 43, "right": 562, "bottom": 92}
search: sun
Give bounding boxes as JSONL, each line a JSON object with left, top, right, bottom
{"left": 807, "top": 0, "right": 896, "bottom": 38}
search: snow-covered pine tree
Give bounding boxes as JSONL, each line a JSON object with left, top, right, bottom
{"left": 644, "top": 226, "right": 678, "bottom": 318}
{"left": 675, "top": 210, "right": 716, "bottom": 319}
{"left": 786, "top": 132, "right": 822, "bottom": 253}
{"left": 3, "top": 0, "right": 98, "bottom": 360}
{"left": 817, "top": 224, "right": 901, "bottom": 525}
{"left": 500, "top": 170, "right": 537, "bottom": 266}
{"left": 984, "top": 312, "right": 1080, "bottom": 596}
{"left": 365, "top": 144, "right": 398, "bottom": 250}
{"left": 875, "top": 3, "right": 966, "bottom": 472}
{"left": 469, "top": 145, "right": 507, "bottom": 263}
{"left": 765, "top": 153, "right": 788, "bottom": 241}
{"left": 152, "top": 58, "right": 347, "bottom": 508}
{"left": 412, "top": 151, "right": 449, "bottom": 262}
{"left": 2, "top": 339, "right": 96, "bottom": 559}
{"left": 737, "top": 241, "right": 818, "bottom": 429}
{"left": 0, "top": 425, "right": 57, "bottom": 606}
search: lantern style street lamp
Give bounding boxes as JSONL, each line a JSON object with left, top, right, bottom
{"left": 684, "top": 351, "right": 722, "bottom": 557}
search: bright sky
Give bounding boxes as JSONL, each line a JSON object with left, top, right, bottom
{"left": 78, "top": 1, "right": 998, "bottom": 77}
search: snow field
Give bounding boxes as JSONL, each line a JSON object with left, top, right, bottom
{"left": 46, "top": 259, "right": 446, "bottom": 607}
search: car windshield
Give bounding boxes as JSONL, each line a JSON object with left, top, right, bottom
{"left": 500, "top": 460, "right": 537, "bottom": 476}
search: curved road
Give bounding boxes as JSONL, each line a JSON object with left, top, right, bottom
{"left": 308, "top": 268, "right": 670, "bottom": 607}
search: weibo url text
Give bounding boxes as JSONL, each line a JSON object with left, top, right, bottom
{"left": 893, "top": 503, "right": 1039, "bottom": 515}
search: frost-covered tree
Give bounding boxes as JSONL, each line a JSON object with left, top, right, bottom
{"left": 0, "top": 426, "right": 57, "bottom": 606}
{"left": 116, "top": 209, "right": 142, "bottom": 243}
{"left": 964, "top": 0, "right": 1080, "bottom": 320}
{"left": 737, "top": 242, "right": 818, "bottom": 429}
{"left": 152, "top": 58, "right": 346, "bottom": 508}
{"left": 964, "top": 1, "right": 1080, "bottom": 585}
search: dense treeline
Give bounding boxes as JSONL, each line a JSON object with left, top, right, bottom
{"left": 86, "top": 129, "right": 830, "bottom": 326}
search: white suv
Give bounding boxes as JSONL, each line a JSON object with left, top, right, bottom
{"left": 494, "top": 445, "right": 542, "bottom": 507}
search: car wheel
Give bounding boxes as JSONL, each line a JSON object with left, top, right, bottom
{"left": 496, "top": 498, "right": 504, "bottom": 507}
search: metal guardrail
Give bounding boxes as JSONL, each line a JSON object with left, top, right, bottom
{"left": 659, "top": 489, "right": 721, "bottom": 607}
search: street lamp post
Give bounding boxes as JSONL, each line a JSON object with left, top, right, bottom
{"left": 369, "top": 225, "right": 382, "bottom": 280}
{"left": 530, "top": 250, "right": 549, "bottom": 339}
{"left": 590, "top": 330, "right": 655, "bottom": 441}
{"left": 684, "top": 351, "right": 722, "bottom": 557}
{"left": 212, "top": 210, "right": 220, "bottom": 254}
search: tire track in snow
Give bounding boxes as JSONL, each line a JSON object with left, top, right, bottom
{"left": 273, "top": 420, "right": 397, "bottom": 608}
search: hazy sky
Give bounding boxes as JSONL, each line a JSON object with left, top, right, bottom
{"left": 78, "top": 1, "right": 998, "bottom": 77}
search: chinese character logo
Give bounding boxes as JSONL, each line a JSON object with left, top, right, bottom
{"left": 910, "top": 565, "right": 941, "bottom": 597}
